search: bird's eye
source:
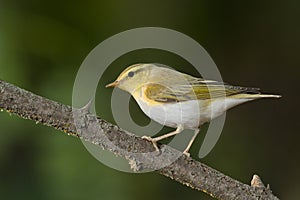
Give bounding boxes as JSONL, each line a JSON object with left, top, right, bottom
{"left": 128, "top": 71, "right": 135, "bottom": 77}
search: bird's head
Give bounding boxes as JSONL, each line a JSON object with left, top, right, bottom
{"left": 106, "top": 63, "right": 153, "bottom": 93}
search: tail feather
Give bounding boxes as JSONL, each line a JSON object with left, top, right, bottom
{"left": 255, "top": 94, "right": 282, "bottom": 98}
{"left": 231, "top": 93, "right": 282, "bottom": 99}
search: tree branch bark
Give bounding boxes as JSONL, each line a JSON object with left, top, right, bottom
{"left": 0, "top": 79, "right": 279, "bottom": 200}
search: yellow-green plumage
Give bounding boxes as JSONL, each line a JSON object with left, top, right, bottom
{"left": 106, "top": 63, "right": 281, "bottom": 156}
{"left": 144, "top": 82, "right": 261, "bottom": 102}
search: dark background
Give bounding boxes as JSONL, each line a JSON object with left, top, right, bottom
{"left": 0, "top": 1, "right": 299, "bottom": 199}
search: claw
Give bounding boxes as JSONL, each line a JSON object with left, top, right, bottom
{"left": 141, "top": 136, "right": 160, "bottom": 152}
{"left": 183, "top": 151, "right": 190, "bottom": 157}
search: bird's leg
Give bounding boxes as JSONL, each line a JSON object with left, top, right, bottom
{"left": 142, "top": 125, "right": 184, "bottom": 152}
{"left": 183, "top": 128, "right": 200, "bottom": 157}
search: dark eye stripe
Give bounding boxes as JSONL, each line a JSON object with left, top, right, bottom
{"left": 128, "top": 71, "right": 134, "bottom": 77}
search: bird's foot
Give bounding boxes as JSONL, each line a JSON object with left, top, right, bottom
{"left": 183, "top": 151, "right": 190, "bottom": 157}
{"left": 141, "top": 136, "right": 160, "bottom": 153}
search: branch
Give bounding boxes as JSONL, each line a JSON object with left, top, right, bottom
{"left": 0, "top": 79, "right": 279, "bottom": 200}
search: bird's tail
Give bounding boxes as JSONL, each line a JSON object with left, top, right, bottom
{"left": 231, "top": 93, "right": 282, "bottom": 99}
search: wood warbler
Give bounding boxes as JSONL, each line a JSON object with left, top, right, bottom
{"left": 106, "top": 63, "right": 281, "bottom": 156}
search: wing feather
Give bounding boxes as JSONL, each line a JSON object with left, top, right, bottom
{"left": 144, "top": 76, "right": 260, "bottom": 103}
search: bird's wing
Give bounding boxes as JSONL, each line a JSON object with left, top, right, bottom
{"left": 144, "top": 78, "right": 260, "bottom": 103}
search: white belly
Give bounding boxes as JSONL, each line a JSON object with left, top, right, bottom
{"left": 136, "top": 99, "right": 202, "bottom": 129}
{"left": 135, "top": 97, "right": 252, "bottom": 129}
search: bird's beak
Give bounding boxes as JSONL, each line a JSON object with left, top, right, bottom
{"left": 105, "top": 81, "right": 118, "bottom": 88}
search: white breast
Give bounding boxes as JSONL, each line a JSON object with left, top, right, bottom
{"left": 136, "top": 99, "right": 202, "bottom": 129}
{"left": 135, "top": 97, "right": 253, "bottom": 129}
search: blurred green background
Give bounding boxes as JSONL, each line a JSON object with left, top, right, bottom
{"left": 0, "top": 0, "right": 299, "bottom": 199}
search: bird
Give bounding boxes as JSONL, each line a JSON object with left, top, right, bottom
{"left": 106, "top": 63, "right": 281, "bottom": 156}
